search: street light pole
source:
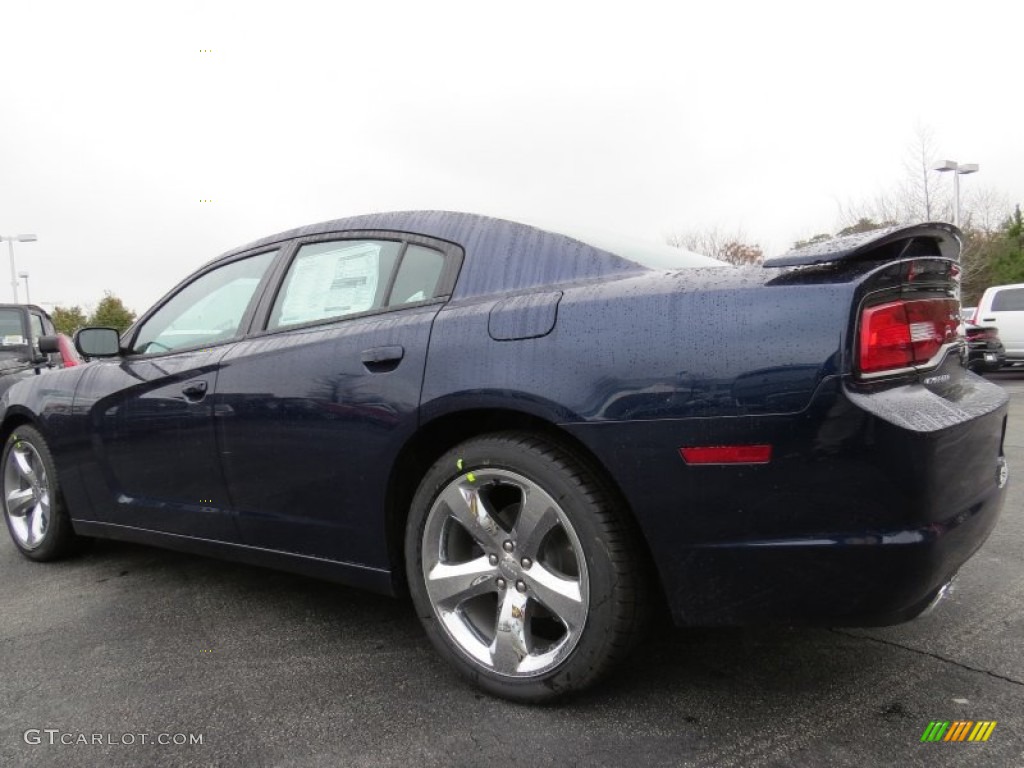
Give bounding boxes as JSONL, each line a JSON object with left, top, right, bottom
{"left": 934, "top": 160, "right": 979, "bottom": 228}
{"left": 0, "top": 234, "right": 38, "bottom": 303}
{"left": 18, "top": 272, "right": 30, "bottom": 305}
{"left": 6, "top": 240, "right": 14, "bottom": 302}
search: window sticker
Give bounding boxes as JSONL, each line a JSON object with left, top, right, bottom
{"left": 279, "top": 243, "right": 381, "bottom": 325}
{"left": 1, "top": 335, "right": 26, "bottom": 346}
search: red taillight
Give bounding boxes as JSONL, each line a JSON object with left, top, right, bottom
{"left": 859, "top": 299, "right": 959, "bottom": 374}
{"left": 967, "top": 327, "right": 995, "bottom": 341}
{"left": 679, "top": 445, "right": 772, "bottom": 465}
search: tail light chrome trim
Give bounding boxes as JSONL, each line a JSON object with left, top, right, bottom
{"left": 857, "top": 297, "right": 961, "bottom": 379}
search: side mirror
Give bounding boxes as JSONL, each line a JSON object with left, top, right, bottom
{"left": 75, "top": 327, "right": 122, "bottom": 358}
{"left": 38, "top": 335, "right": 61, "bottom": 355}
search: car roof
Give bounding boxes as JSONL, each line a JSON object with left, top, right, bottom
{"left": 0, "top": 304, "right": 52, "bottom": 318}
{"left": 982, "top": 282, "right": 1024, "bottom": 293}
{"left": 0, "top": 303, "right": 48, "bottom": 311}
{"left": 219, "top": 210, "right": 721, "bottom": 298}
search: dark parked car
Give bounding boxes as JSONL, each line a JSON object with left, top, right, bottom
{"left": 0, "top": 213, "right": 1008, "bottom": 701}
{"left": 964, "top": 322, "right": 1006, "bottom": 372}
{"left": 0, "top": 304, "right": 75, "bottom": 387}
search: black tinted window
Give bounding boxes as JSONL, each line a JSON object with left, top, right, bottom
{"left": 387, "top": 245, "right": 446, "bottom": 305}
{"left": 0, "top": 309, "right": 29, "bottom": 363}
{"left": 0, "top": 309, "right": 25, "bottom": 343}
{"left": 992, "top": 288, "right": 1024, "bottom": 311}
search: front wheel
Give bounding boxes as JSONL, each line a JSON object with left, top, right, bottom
{"left": 405, "top": 432, "right": 648, "bottom": 702}
{"left": 2, "top": 425, "right": 84, "bottom": 561}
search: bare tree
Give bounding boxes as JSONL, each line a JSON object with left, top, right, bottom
{"left": 792, "top": 232, "right": 833, "bottom": 250}
{"left": 962, "top": 186, "right": 1011, "bottom": 235}
{"left": 900, "top": 124, "right": 947, "bottom": 222}
{"left": 832, "top": 126, "right": 957, "bottom": 232}
{"left": 666, "top": 226, "right": 763, "bottom": 265}
{"left": 666, "top": 226, "right": 731, "bottom": 258}
{"left": 834, "top": 194, "right": 903, "bottom": 232}
{"left": 719, "top": 241, "right": 764, "bottom": 265}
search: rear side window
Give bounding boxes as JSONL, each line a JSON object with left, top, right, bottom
{"left": 991, "top": 288, "right": 1024, "bottom": 311}
{"left": 269, "top": 240, "right": 448, "bottom": 329}
{"left": 270, "top": 240, "right": 402, "bottom": 328}
{"left": 387, "top": 245, "right": 446, "bottom": 305}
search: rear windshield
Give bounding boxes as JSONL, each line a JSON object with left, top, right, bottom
{"left": 571, "top": 230, "right": 727, "bottom": 270}
{"left": 522, "top": 217, "right": 729, "bottom": 270}
{"left": 992, "top": 287, "right": 1024, "bottom": 311}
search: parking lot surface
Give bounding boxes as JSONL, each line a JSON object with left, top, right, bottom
{"left": 2, "top": 372, "right": 1022, "bottom": 768}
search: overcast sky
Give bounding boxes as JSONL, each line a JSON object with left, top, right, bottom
{"left": 1, "top": 0, "right": 1020, "bottom": 314}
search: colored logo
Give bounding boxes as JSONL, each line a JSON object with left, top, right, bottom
{"left": 921, "top": 721, "right": 997, "bottom": 742}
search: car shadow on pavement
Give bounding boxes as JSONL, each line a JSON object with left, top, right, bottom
{"left": 9, "top": 534, "right": 1022, "bottom": 768}
{"left": 64, "top": 539, "right": 883, "bottom": 704}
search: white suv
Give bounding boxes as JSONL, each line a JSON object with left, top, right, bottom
{"left": 974, "top": 283, "right": 1024, "bottom": 365}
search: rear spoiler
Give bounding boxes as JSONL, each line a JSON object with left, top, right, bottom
{"left": 763, "top": 222, "right": 962, "bottom": 268}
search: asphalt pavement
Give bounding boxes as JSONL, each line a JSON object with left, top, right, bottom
{"left": 1, "top": 372, "right": 1022, "bottom": 768}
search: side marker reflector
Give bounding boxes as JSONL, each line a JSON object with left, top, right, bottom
{"left": 679, "top": 445, "right": 772, "bottom": 465}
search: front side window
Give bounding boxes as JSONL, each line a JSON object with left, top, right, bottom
{"left": 131, "top": 250, "right": 277, "bottom": 355}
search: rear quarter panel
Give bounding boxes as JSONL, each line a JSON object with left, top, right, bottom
{"left": 421, "top": 268, "right": 852, "bottom": 423}
{"left": 419, "top": 267, "right": 856, "bottom": 622}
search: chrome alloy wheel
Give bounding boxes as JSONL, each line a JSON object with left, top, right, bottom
{"left": 3, "top": 439, "right": 51, "bottom": 550}
{"left": 421, "top": 468, "right": 590, "bottom": 678}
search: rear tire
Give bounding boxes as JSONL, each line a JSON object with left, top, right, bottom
{"left": 405, "top": 431, "right": 648, "bottom": 702}
{"left": 2, "top": 425, "right": 84, "bottom": 561}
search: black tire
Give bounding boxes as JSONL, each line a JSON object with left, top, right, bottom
{"left": 1, "top": 425, "right": 84, "bottom": 561}
{"left": 405, "top": 431, "right": 649, "bottom": 702}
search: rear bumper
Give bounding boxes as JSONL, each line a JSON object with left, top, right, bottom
{"left": 968, "top": 340, "right": 1006, "bottom": 371}
{"left": 669, "top": 475, "right": 1003, "bottom": 626}
{"left": 565, "top": 374, "right": 1009, "bottom": 627}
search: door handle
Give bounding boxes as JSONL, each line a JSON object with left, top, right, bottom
{"left": 981, "top": 317, "right": 995, "bottom": 322}
{"left": 182, "top": 380, "right": 209, "bottom": 401}
{"left": 361, "top": 345, "right": 404, "bottom": 372}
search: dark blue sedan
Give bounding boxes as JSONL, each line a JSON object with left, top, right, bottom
{"left": 0, "top": 212, "right": 1008, "bottom": 701}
